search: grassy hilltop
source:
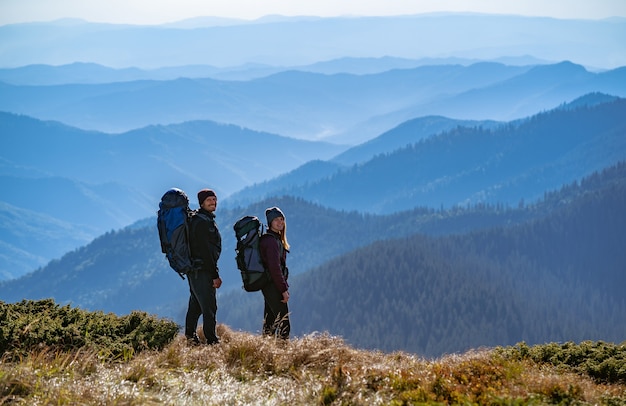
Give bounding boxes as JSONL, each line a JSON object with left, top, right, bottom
{"left": 1, "top": 300, "right": 625, "bottom": 405}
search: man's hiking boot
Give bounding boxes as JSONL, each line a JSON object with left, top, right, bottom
{"left": 185, "top": 333, "right": 201, "bottom": 346}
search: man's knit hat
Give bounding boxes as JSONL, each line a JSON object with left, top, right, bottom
{"left": 197, "top": 189, "right": 216, "bottom": 206}
{"left": 265, "top": 206, "right": 285, "bottom": 226}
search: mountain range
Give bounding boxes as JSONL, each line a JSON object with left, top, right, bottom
{"left": 1, "top": 114, "right": 344, "bottom": 278}
{"left": 2, "top": 12, "right": 626, "bottom": 357}
{"left": 2, "top": 92, "right": 625, "bottom": 280}
{"left": 2, "top": 57, "right": 624, "bottom": 279}
{"left": 1, "top": 62, "right": 625, "bottom": 142}
{"left": 2, "top": 94, "right": 624, "bottom": 355}
{"left": 1, "top": 92, "right": 624, "bottom": 294}
{"left": 225, "top": 94, "right": 626, "bottom": 212}
{"left": 0, "top": 56, "right": 553, "bottom": 85}
{"left": 1, "top": 14, "right": 623, "bottom": 69}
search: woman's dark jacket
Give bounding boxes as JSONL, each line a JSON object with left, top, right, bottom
{"left": 259, "top": 230, "right": 288, "bottom": 293}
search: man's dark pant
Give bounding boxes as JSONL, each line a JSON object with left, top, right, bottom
{"left": 185, "top": 270, "right": 219, "bottom": 344}
{"left": 261, "top": 283, "right": 290, "bottom": 339}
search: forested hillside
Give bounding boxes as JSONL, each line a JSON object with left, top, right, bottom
{"left": 1, "top": 162, "right": 624, "bottom": 357}
{"left": 0, "top": 194, "right": 537, "bottom": 319}
{"left": 220, "top": 162, "right": 626, "bottom": 357}
{"left": 0, "top": 147, "right": 626, "bottom": 355}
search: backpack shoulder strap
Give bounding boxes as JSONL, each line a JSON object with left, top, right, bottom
{"left": 194, "top": 211, "right": 210, "bottom": 221}
{"left": 189, "top": 210, "right": 207, "bottom": 241}
{"left": 259, "top": 231, "right": 276, "bottom": 243}
{"left": 261, "top": 231, "right": 284, "bottom": 256}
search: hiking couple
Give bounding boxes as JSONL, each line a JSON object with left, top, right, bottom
{"left": 185, "top": 188, "right": 291, "bottom": 345}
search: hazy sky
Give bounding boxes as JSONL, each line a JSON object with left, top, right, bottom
{"left": 2, "top": 0, "right": 626, "bottom": 25}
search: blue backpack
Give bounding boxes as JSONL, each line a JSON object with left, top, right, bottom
{"left": 157, "top": 188, "right": 202, "bottom": 279}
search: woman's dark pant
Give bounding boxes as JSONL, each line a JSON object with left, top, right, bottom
{"left": 261, "top": 282, "right": 290, "bottom": 339}
{"left": 185, "top": 270, "right": 219, "bottom": 344}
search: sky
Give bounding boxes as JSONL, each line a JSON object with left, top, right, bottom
{"left": 2, "top": 0, "right": 626, "bottom": 25}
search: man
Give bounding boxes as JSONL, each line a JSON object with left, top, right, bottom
{"left": 185, "top": 188, "right": 222, "bottom": 345}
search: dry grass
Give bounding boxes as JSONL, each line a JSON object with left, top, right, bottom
{"left": 1, "top": 324, "right": 625, "bottom": 405}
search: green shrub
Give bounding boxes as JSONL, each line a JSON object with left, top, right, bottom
{"left": 497, "top": 340, "right": 626, "bottom": 384}
{"left": 0, "top": 299, "right": 178, "bottom": 361}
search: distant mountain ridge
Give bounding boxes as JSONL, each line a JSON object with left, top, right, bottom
{"left": 1, "top": 113, "right": 344, "bottom": 203}
{"left": 1, "top": 14, "right": 622, "bottom": 69}
{"left": 0, "top": 57, "right": 551, "bottom": 85}
{"left": 0, "top": 200, "right": 92, "bottom": 280}
{"left": 225, "top": 95, "right": 626, "bottom": 212}
{"left": 1, "top": 62, "right": 624, "bottom": 142}
{"left": 0, "top": 114, "right": 345, "bottom": 279}
{"left": 335, "top": 115, "right": 502, "bottom": 165}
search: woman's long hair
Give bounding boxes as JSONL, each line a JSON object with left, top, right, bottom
{"left": 280, "top": 222, "right": 290, "bottom": 251}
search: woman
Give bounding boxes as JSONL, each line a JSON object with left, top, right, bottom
{"left": 259, "top": 206, "right": 290, "bottom": 339}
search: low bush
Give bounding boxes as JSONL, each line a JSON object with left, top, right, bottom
{"left": 0, "top": 299, "right": 178, "bottom": 361}
{"left": 497, "top": 340, "right": 626, "bottom": 384}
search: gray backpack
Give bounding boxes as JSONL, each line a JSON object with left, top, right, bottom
{"left": 233, "top": 215, "right": 270, "bottom": 291}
